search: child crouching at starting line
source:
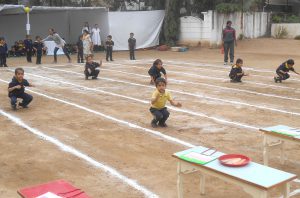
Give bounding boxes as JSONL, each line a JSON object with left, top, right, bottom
{"left": 274, "top": 59, "right": 299, "bottom": 83}
{"left": 84, "top": 55, "right": 102, "bottom": 80}
{"left": 150, "top": 77, "right": 182, "bottom": 128}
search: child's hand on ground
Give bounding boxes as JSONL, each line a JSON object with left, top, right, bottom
{"left": 176, "top": 102, "right": 182, "bottom": 108}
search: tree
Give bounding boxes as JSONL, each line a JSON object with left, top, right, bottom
{"left": 162, "top": 0, "right": 180, "bottom": 46}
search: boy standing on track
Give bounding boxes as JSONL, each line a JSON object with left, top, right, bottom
{"left": 150, "top": 78, "right": 182, "bottom": 128}
{"left": 105, "top": 35, "right": 114, "bottom": 61}
{"left": 128, "top": 32, "right": 136, "bottom": 60}
{"left": 24, "top": 35, "right": 33, "bottom": 63}
{"left": 8, "top": 68, "right": 33, "bottom": 110}
{"left": 274, "top": 59, "right": 299, "bottom": 83}
{"left": 84, "top": 55, "right": 102, "bottom": 80}
{"left": 229, "top": 58, "right": 248, "bottom": 83}
{"left": 0, "top": 37, "right": 8, "bottom": 67}
{"left": 33, "top": 36, "right": 45, "bottom": 65}
{"left": 148, "top": 59, "right": 167, "bottom": 85}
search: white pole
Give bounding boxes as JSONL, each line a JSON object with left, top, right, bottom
{"left": 26, "top": 10, "right": 30, "bottom": 35}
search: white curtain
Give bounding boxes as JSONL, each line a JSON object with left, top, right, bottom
{"left": 108, "top": 10, "right": 165, "bottom": 51}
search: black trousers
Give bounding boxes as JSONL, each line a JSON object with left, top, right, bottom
{"left": 85, "top": 69, "right": 100, "bottom": 78}
{"left": 277, "top": 71, "right": 290, "bottom": 80}
{"left": 54, "top": 46, "right": 71, "bottom": 62}
{"left": 36, "top": 52, "right": 42, "bottom": 64}
{"left": 0, "top": 53, "right": 7, "bottom": 66}
{"left": 10, "top": 93, "right": 33, "bottom": 107}
{"left": 230, "top": 74, "right": 243, "bottom": 82}
{"left": 26, "top": 49, "right": 32, "bottom": 62}
{"left": 129, "top": 47, "right": 135, "bottom": 60}
{"left": 106, "top": 47, "right": 113, "bottom": 61}
{"left": 77, "top": 49, "right": 83, "bottom": 63}
{"left": 224, "top": 41, "right": 234, "bottom": 63}
{"left": 150, "top": 107, "right": 170, "bottom": 124}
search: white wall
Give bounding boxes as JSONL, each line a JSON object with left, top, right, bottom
{"left": 179, "top": 10, "right": 270, "bottom": 46}
{"left": 271, "top": 23, "right": 300, "bottom": 38}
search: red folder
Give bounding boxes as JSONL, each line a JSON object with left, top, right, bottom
{"left": 18, "top": 180, "right": 90, "bottom": 198}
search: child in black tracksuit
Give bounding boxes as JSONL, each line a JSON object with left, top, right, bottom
{"left": 229, "top": 58, "right": 248, "bottom": 83}
{"left": 77, "top": 35, "right": 84, "bottom": 63}
{"left": 0, "top": 37, "right": 8, "bottom": 67}
{"left": 274, "top": 59, "right": 299, "bottom": 83}
{"left": 33, "top": 36, "right": 45, "bottom": 64}
{"left": 8, "top": 68, "right": 33, "bottom": 110}
{"left": 84, "top": 55, "right": 102, "bottom": 80}
{"left": 105, "top": 35, "right": 114, "bottom": 61}
{"left": 24, "top": 35, "right": 33, "bottom": 63}
{"left": 148, "top": 59, "right": 168, "bottom": 85}
{"left": 128, "top": 32, "right": 136, "bottom": 60}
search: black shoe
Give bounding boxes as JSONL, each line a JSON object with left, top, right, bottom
{"left": 19, "top": 102, "right": 28, "bottom": 108}
{"left": 110, "top": 59, "right": 114, "bottom": 61}
{"left": 92, "top": 76, "right": 97, "bottom": 79}
{"left": 106, "top": 59, "right": 109, "bottom": 61}
{"left": 158, "top": 123, "right": 168, "bottom": 127}
{"left": 11, "top": 104, "right": 17, "bottom": 110}
{"left": 85, "top": 75, "right": 88, "bottom": 80}
{"left": 151, "top": 120, "right": 158, "bottom": 128}
{"left": 274, "top": 77, "right": 278, "bottom": 83}
{"left": 4, "top": 64, "right": 8, "bottom": 67}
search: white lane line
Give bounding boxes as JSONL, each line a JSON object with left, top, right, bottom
{"left": 0, "top": 79, "right": 195, "bottom": 149}
{"left": 0, "top": 109, "right": 159, "bottom": 198}
{"left": 17, "top": 68, "right": 258, "bottom": 131}
{"left": 104, "top": 62, "right": 299, "bottom": 91}
{"left": 100, "top": 63, "right": 300, "bottom": 102}
{"left": 44, "top": 66, "right": 300, "bottom": 117}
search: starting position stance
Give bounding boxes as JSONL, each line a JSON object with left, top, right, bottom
{"left": 84, "top": 55, "right": 102, "bottom": 80}
{"left": 229, "top": 58, "right": 248, "bottom": 83}
{"left": 150, "top": 78, "right": 182, "bottom": 128}
{"left": 8, "top": 68, "right": 33, "bottom": 110}
{"left": 148, "top": 59, "right": 167, "bottom": 85}
{"left": 274, "top": 59, "right": 299, "bottom": 83}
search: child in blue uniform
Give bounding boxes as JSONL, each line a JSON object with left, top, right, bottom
{"left": 24, "top": 35, "right": 33, "bottom": 63}
{"left": 8, "top": 68, "right": 34, "bottom": 110}
{"left": 33, "top": 36, "right": 45, "bottom": 64}
{"left": 274, "top": 59, "right": 299, "bottom": 83}
{"left": 229, "top": 58, "right": 248, "bottom": 83}
{"left": 84, "top": 55, "right": 102, "bottom": 80}
{"left": 0, "top": 37, "right": 8, "bottom": 67}
{"left": 148, "top": 59, "right": 167, "bottom": 85}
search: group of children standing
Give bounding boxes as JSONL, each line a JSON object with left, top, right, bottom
{"left": 76, "top": 32, "right": 136, "bottom": 63}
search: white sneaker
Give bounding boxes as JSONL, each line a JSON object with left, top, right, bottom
{"left": 224, "top": 62, "right": 228, "bottom": 65}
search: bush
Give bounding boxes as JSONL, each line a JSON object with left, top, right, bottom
{"left": 272, "top": 14, "right": 300, "bottom": 23}
{"left": 272, "top": 15, "right": 283, "bottom": 23}
{"left": 294, "top": 35, "right": 300, "bottom": 40}
{"left": 286, "top": 15, "right": 300, "bottom": 23}
{"left": 274, "top": 26, "right": 288, "bottom": 39}
{"left": 238, "top": 34, "right": 244, "bottom": 40}
{"left": 216, "top": 3, "right": 241, "bottom": 14}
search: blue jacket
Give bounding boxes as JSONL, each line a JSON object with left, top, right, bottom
{"left": 24, "top": 39, "right": 33, "bottom": 50}
{"left": 0, "top": 43, "right": 8, "bottom": 54}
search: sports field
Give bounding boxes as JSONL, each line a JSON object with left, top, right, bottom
{"left": 0, "top": 38, "right": 299, "bottom": 198}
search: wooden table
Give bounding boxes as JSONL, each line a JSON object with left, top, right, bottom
{"left": 173, "top": 146, "right": 297, "bottom": 198}
{"left": 260, "top": 125, "right": 300, "bottom": 166}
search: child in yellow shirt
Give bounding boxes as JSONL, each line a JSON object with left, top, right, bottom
{"left": 150, "top": 78, "right": 182, "bottom": 128}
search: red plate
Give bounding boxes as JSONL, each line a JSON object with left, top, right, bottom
{"left": 218, "top": 154, "right": 251, "bottom": 167}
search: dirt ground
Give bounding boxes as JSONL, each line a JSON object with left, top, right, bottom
{"left": 0, "top": 38, "right": 299, "bottom": 198}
